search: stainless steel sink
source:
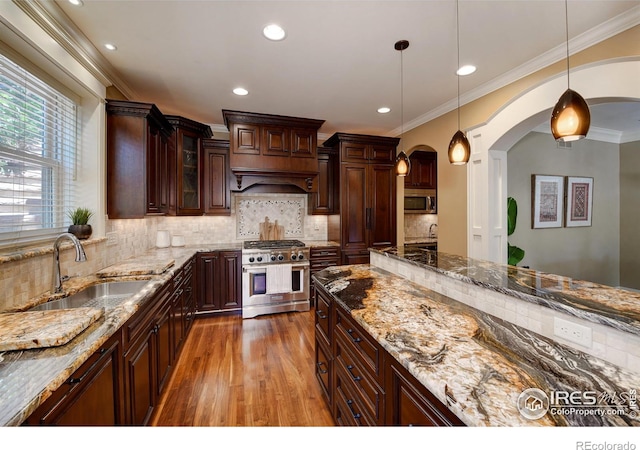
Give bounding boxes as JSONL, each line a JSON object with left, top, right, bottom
{"left": 30, "top": 280, "right": 150, "bottom": 311}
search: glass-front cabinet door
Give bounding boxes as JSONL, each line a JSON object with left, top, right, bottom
{"left": 180, "top": 132, "right": 200, "bottom": 211}
{"left": 165, "top": 115, "right": 212, "bottom": 216}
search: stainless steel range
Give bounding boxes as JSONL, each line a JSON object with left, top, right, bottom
{"left": 241, "top": 239, "right": 310, "bottom": 319}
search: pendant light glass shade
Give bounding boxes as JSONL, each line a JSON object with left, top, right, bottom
{"left": 448, "top": 130, "right": 471, "bottom": 165}
{"left": 448, "top": 0, "right": 470, "bottom": 165}
{"left": 550, "top": 88, "right": 591, "bottom": 142}
{"left": 394, "top": 39, "right": 411, "bottom": 177}
{"left": 550, "top": 0, "right": 590, "bottom": 142}
{"left": 395, "top": 151, "right": 411, "bottom": 176}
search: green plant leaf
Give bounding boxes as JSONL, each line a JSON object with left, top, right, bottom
{"left": 507, "top": 196, "right": 518, "bottom": 236}
{"left": 508, "top": 243, "right": 525, "bottom": 266}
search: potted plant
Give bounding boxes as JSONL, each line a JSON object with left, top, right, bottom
{"left": 507, "top": 197, "right": 525, "bottom": 266}
{"left": 67, "top": 207, "right": 94, "bottom": 240}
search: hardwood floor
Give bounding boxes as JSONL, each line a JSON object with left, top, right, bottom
{"left": 151, "top": 309, "right": 335, "bottom": 426}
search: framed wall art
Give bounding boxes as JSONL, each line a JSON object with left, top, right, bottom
{"left": 531, "top": 175, "right": 564, "bottom": 229}
{"left": 565, "top": 176, "right": 593, "bottom": 227}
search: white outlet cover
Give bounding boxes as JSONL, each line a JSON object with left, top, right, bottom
{"left": 553, "top": 316, "right": 592, "bottom": 348}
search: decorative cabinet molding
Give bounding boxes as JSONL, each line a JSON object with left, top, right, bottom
{"left": 222, "top": 110, "right": 325, "bottom": 192}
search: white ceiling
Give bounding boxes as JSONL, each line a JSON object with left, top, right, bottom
{"left": 52, "top": 0, "right": 640, "bottom": 142}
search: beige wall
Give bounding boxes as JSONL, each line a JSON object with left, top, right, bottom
{"left": 398, "top": 25, "right": 640, "bottom": 257}
{"left": 507, "top": 131, "right": 620, "bottom": 287}
{"left": 620, "top": 140, "right": 640, "bottom": 290}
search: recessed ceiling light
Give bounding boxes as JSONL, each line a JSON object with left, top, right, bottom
{"left": 104, "top": 43, "right": 117, "bottom": 51}
{"left": 233, "top": 87, "right": 249, "bottom": 96}
{"left": 68, "top": 0, "right": 83, "bottom": 6}
{"left": 263, "top": 24, "right": 286, "bottom": 41}
{"left": 457, "top": 65, "right": 476, "bottom": 76}
{"left": 377, "top": 107, "right": 391, "bottom": 114}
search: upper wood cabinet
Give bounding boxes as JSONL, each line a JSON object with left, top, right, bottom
{"left": 222, "top": 110, "right": 325, "bottom": 192}
{"left": 309, "top": 147, "right": 338, "bottom": 215}
{"left": 202, "top": 139, "right": 231, "bottom": 215}
{"left": 404, "top": 150, "right": 437, "bottom": 189}
{"left": 323, "top": 133, "right": 400, "bottom": 264}
{"left": 106, "top": 100, "right": 173, "bottom": 219}
{"left": 164, "top": 115, "right": 213, "bottom": 216}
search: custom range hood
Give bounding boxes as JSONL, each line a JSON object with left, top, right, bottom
{"left": 222, "top": 110, "right": 325, "bottom": 193}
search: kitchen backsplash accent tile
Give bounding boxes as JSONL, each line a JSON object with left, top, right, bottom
{"left": 235, "top": 194, "right": 305, "bottom": 239}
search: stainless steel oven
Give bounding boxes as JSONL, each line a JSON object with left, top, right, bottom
{"left": 242, "top": 240, "right": 310, "bottom": 319}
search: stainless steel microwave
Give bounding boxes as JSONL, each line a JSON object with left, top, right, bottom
{"left": 404, "top": 189, "right": 437, "bottom": 214}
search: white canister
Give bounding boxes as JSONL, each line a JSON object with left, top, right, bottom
{"left": 156, "top": 230, "right": 171, "bottom": 248}
{"left": 171, "top": 235, "right": 185, "bottom": 247}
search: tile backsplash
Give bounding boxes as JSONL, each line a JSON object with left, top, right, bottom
{"left": 1, "top": 192, "right": 328, "bottom": 311}
{"left": 404, "top": 213, "right": 438, "bottom": 240}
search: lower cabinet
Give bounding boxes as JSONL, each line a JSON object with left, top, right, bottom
{"left": 122, "top": 282, "right": 173, "bottom": 425}
{"left": 25, "top": 256, "right": 196, "bottom": 426}
{"left": 314, "top": 282, "right": 465, "bottom": 427}
{"left": 309, "top": 245, "right": 340, "bottom": 305}
{"left": 24, "top": 331, "right": 124, "bottom": 426}
{"left": 386, "top": 359, "right": 464, "bottom": 426}
{"left": 196, "top": 250, "right": 242, "bottom": 315}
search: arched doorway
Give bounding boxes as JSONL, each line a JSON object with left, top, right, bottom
{"left": 465, "top": 59, "right": 640, "bottom": 266}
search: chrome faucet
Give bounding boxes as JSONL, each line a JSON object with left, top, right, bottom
{"left": 429, "top": 223, "right": 438, "bottom": 239}
{"left": 52, "top": 233, "right": 87, "bottom": 293}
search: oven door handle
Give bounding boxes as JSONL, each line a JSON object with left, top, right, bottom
{"left": 243, "top": 263, "right": 309, "bottom": 272}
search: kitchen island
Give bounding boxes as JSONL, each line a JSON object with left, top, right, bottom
{"left": 312, "top": 247, "right": 640, "bottom": 426}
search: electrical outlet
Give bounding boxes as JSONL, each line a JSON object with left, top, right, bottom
{"left": 553, "top": 317, "right": 592, "bottom": 347}
{"left": 106, "top": 231, "right": 118, "bottom": 247}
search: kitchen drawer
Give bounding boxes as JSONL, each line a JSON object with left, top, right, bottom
{"left": 334, "top": 363, "right": 376, "bottom": 426}
{"left": 335, "top": 331, "right": 384, "bottom": 423}
{"left": 315, "top": 287, "right": 332, "bottom": 346}
{"left": 334, "top": 306, "right": 383, "bottom": 383}
{"left": 315, "top": 336, "right": 332, "bottom": 407}
{"left": 310, "top": 259, "right": 340, "bottom": 272}
{"left": 310, "top": 246, "right": 340, "bottom": 260}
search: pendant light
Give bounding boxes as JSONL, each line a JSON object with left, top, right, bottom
{"left": 550, "top": 0, "right": 590, "bottom": 141}
{"left": 448, "top": 0, "right": 471, "bottom": 165}
{"left": 394, "top": 40, "right": 411, "bottom": 177}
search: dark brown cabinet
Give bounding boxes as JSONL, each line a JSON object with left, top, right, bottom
{"left": 196, "top": 250, "right": 242, "bottom": 315}
{"left": 314, "top": 282, "right": 464, "bottom": 427}
{"left": 404, "top": 150, "right": 437, "bottom": 189}
{"left": 222, "top": 110, "right": 325, "bottom": 192}
{"left": 106, "top": 100, "right": 173, "bottom": 219}
{"left": 309, "top": 245, "right": 341, "bottom": 303}
{"left": 386, "top": 358, "right": 464, "bottom": 426}
{"left": 24, "top": 332, "right": 123, "bottom": 426}
{"left": 165, "top": 116, "right": 213, "bottom": 216}
{"left": 202, "top": 139, "right": 231, "bottom": 215}
{"left": 122, "top": 282, "right": 172, "bottom": 425}
{"left": 309, "top": 148, "right": 338, "bottom": 215}
{"left": 324, "top": 133, "right": 399, "bottom": 265}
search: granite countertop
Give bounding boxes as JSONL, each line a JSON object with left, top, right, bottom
{"left": 0, "top": 246, "right": 204, "bottom": 426}
{"left": 372, "top": 246, "right": 640, "bottom": 336}
{"left": 313, "top": 264, "right": 640, "bottom": 426}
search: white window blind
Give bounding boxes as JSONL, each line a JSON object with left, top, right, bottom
{"left": 0, "top": 51, "right": 78, "bottom": 248}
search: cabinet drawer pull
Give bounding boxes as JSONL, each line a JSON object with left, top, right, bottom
{"left": 67, "top": 348, "right": 107, "bottom": 385}
{"left": 347, "top": 329, "right": 362, "bottom": 343}
{"left": 346, "top": 399, "right": 362, "bottom": 419}
{"left": 346, "top": 364, "right": 361, "bottom": 382}
{"left": 316, "top": 310, "right": 327, "bottom": 320}
{"left": 317, "top": 361, "right": 328, "bottom": 374}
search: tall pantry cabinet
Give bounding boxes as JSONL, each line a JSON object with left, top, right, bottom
{"left": 323, "top": 133, "right": 400, "bottom": 265}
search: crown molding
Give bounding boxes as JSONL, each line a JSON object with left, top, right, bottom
{"left": 389, "top": 5, "right": 640, "bottom": 138}
{"left": 12, "top": 0, "right": 136, "bottom": 98}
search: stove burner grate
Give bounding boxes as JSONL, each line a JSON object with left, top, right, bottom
{"left": 243, "top": 239, "right": 307, "bottom": 250}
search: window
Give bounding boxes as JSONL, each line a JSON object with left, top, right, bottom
{"left": 0, "top": 52, "right": 77, "bottom": 247}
